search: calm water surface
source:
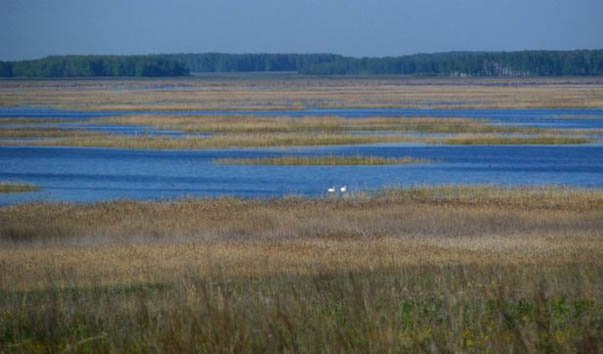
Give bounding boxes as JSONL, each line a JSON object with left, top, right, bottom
{"left": 1, "top": 145, "right": 602, "bottom": 205}
{"left": 1, "top": 107, "right": 603, "bottom": 129}
{"left": 1, "top": 107, "right": 602, "bottom": 205}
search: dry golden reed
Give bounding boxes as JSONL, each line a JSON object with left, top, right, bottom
{"left": 0, "top": 186, "right": 603, "bottom": 353}
{"left": 2, "top": 77, "right": 603, "bottom": 110}
{"left": 1, "top": 186, "right": 603, "bottom": 352}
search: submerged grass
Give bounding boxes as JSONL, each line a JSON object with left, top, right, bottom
{"left": 215, "top": 155, "right": 430, "bottom": 165}
{"left": 0, "top": 183, "right": 40, "bottom": 193}
{"left": 1, "top": 186, "right": 603, "bottom": 352}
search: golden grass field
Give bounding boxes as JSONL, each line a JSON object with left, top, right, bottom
{"left": 2, "top": 186, "right": 602, "bottom": 285}
{"left": 1, "top": 186, "right": 602, "bottom": 352}
{"left": 2, "top": 77, "right": 603, "bottom": 110}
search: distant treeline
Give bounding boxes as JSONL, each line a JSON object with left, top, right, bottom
{"left": 1, "top": 50, "right": 603, "bottom": 77}
{"left": 164, "top": 53, "right": 342, "bottom": 73}
{"left": 165, "top": 50, "right": 603, "bottom": 76}
{"left": 0, "top": 55, "right": 189, "bottom": 77}
{"left": 296, "top": 50, "right": 603, "bottom": 76}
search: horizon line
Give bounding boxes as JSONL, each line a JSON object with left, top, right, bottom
{"left": 3, "top": 48, "right": 603, "bottom": 62}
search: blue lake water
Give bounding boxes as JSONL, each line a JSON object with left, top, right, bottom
{"left": 1, "top": 107, "right": 603, "bottom": 205}
{"left": 1, "top": 145, "right": 602, "bottom": 205}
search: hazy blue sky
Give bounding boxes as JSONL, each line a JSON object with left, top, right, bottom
{"left": 1, "top": 0, "right": 602, "bottom": 60}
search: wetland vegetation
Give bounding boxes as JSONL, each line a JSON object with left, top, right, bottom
{"left": 1, "top": 77, "right": 601, "bottom": 149}
{"left": 0, "top": 114, "right": 596, "bottom": 149}
{"left": 433, "top": 134, "right": 591, "bottom": 145}
{"left": 2, "top": 77, "right": 603, "bottom": 111}
{"left": 95, "top": 116, "right": 533, "bottom": 134}
{"left": 1, "top": 186, "right": 602, "bottom": 352}
{"left": 1, "top": 76, "right": 603, "bottom": 352}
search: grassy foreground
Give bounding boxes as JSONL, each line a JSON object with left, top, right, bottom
{"left": 215, "top": 155, "right": 430, "bottom": 165}
{"left": 1, "top": 186, "right": 603, "bottom": 353}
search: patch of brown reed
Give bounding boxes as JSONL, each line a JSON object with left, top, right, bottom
{"left": 3, "top": 132, "right": 418, "bottom": 149}
{"left": 432, "top": 133, "right": 591, "bottom": 145}
{"left": 96, "top": 115, "right": 521, "bottom": 134}
{"left": 1, "top": 186, "right": 602, "bottom": 289}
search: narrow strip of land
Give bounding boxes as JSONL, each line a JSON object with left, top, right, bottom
{"left": 0, "top": 183, "right": 40, "bottom": 193}
{"left": 215, "top": 155, "right": 430, "bottom": 165}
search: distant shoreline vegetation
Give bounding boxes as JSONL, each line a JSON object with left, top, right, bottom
{"left": 214, "top": 155, "right": 431, "bottom": 166}
{"left": 1, "top": 50, "right": 603, "bottom": 77}
{"left": 0, "top": 55, "right": 190, "bottom": 78}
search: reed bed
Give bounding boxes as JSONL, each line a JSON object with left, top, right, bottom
{"left": 215, "top": 155, "right": 430, "bottom": 165}
{"left": 0, "top": 186, "right": 603, "bottom": 353}
{"left": 1, "top": 186, "right": 602, "bottom": 352}
{"left": 434, "top": 134, "right": 591, "bottom": 145}
{"left": 4, "top": 131, "right": 593, "bottom": 149}
{"left": 97, "top": 115, "right": 530, "bottom": 135}
{"left": 1, "top": 128, "right": 593, "bottom": 149}
{"left": 3, "top": 132, "right": 417, "bottom": 149}
{"left": 1, "top": 111, "right": 596, "bottom": 149}
{"left": 2, "top": 77, "right": 603, "bottom": 111}
{"left": 0, "top": 183, "right": 40, "bottom": 193}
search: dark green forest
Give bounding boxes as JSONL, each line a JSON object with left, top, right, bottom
{"left": 164, "top": 53, "right": 342, "bottom": 73}
{"left": 1, "top": 50, "right": 602, "bottom": 77}
{"left": 0, "top": 55, "right": 189, "bottom": 77}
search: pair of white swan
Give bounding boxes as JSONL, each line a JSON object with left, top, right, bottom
{"left": 328, "top": 185, "right": 347, "bottom": 193}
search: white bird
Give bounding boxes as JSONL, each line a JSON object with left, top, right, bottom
{"left": 327, "top": 186, "right": 336, "bottom": 193}
{"left": 340, "top": 185, "right": 347, "bottom": 193}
